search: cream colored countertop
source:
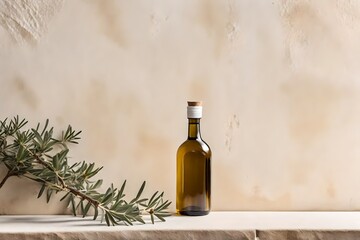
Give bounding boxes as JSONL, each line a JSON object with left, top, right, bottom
{"left": 1, "top": 212, "right": 360, "bottom": 239}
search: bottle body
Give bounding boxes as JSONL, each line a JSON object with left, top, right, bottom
{"left": 176, "top": 118, "right": 211, "bottom": 216}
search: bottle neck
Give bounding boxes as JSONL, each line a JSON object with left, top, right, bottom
{"left": 188, "top": 118, "right": 201, "bottom": 140}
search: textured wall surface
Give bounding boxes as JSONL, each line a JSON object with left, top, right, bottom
{"left": 1, "top": 0, "right": 360, "bottom": 213}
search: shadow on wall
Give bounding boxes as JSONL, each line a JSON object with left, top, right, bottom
{"left": 0, "top": 165, "right": 67, "bottom": 214}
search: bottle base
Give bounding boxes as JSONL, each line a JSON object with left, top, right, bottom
{"left": 177, "top": 206, "right": 210, "bottom": 216}
{"left": 178, "top": 210, "right": 210, "bottom": 216}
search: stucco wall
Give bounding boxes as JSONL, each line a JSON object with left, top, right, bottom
{"left": 1, "top": 0, "right": 360, "bottom": 213}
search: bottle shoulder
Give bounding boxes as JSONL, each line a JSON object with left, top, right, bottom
{"left": 177, "top": 138, "right": 211, "bottom": 155}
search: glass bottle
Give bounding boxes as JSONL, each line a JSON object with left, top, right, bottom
{"left": 176, "top": 101, "right": 211, "bottom": 216}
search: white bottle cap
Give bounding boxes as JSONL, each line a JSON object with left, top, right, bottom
{"left": 187, "top": 101, "right": 202, "bottom": 118}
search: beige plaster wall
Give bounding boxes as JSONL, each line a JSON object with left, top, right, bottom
{"left": 1, "top": 0, "right": 360, "bottom": 213}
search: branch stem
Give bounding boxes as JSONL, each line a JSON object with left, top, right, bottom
{"left": 19, "top": 142, "right": 67, "bottom": 188}
{"left": 19, "top": 142, "right": 100, "bottom": 207}
{"left": 33, "top": 154, "right": 67, "bottom": 188}
{"left": 67, "top": 186, "right": 99, "bottom": 207}
{"left": 23, "top": 172, "right": 100, "bottom": 207}
{"left": 0, "top": 170, "right": 14, "bottom": 188}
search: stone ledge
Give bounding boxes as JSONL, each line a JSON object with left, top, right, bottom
{"left": 1, "top": 212, "right": 360, "bottom": 239}
{"left": 257, "top": 230, "right": 360, "bottom": 240}
{"left": 0, "top": 230, "right": 255, "bottom": 240}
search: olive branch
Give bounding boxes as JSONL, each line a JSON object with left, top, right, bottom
{"left": 0, "top": 116, "right": 171, "bottom": 226}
